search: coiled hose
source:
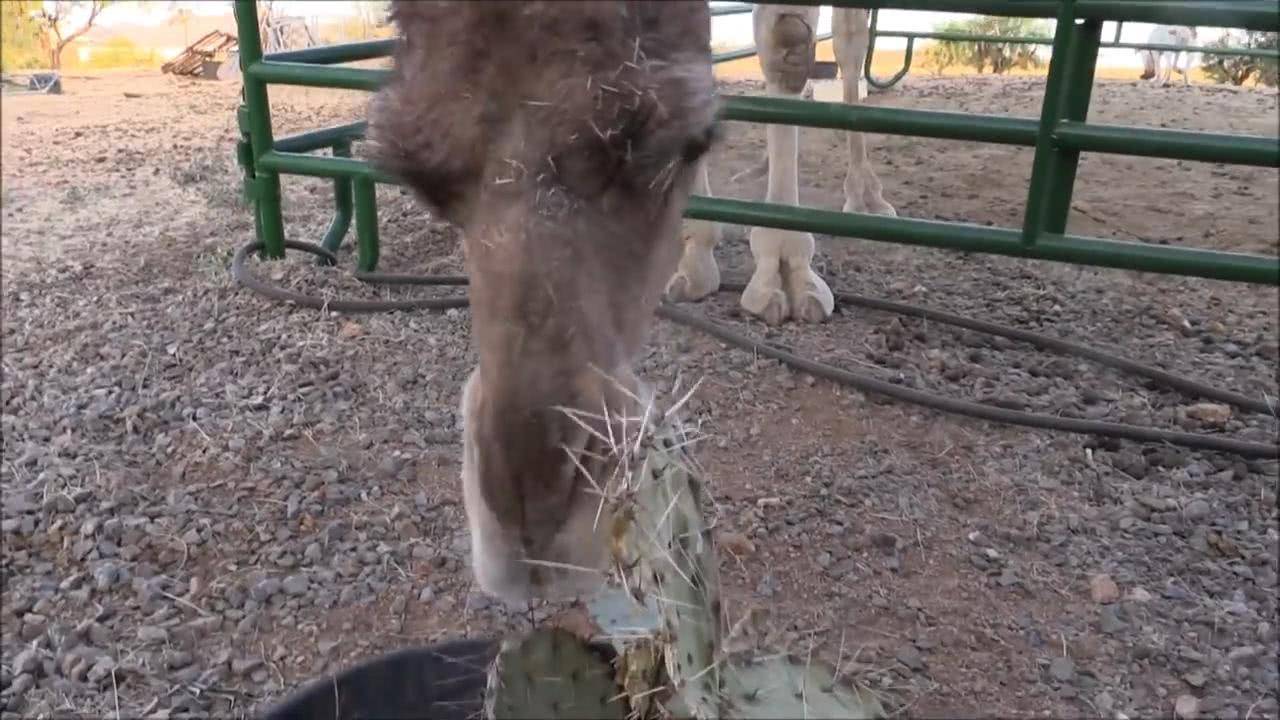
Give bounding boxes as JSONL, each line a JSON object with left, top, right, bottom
{"left": 231, "top": 239, "right": 1279, "bottom": 459}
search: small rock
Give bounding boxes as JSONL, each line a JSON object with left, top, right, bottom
{"left": 93, "top": 562, "right": 122, "bottom": 591}
{"left": 1182, "top": 671, "right": 1207, "bottom": 689}
{"left": 225, "top": 657, "right": 260, "bottom": 679}
{"left": 137, "top": 626, "right": 169, "bottom": 644}
{"left": 1127, "top": 586, "right": 1153, "bottom": 603}
{"left": 20, "top": 613, "right": 48, "bottom": 641}
{"left": 466, "top": 591, "right": 492, "bottom": 612}
{"left": 250, "top": 577, "right": 281, "bottom": 602}
{"left": 14, "top": 649, "right": 41, "bottom": 675}
{"left": 895, "top": 645, "right": 925, "bottom": 671}
{"left": 165, "top": 651, "right": 194, "bottom": 670}
{"left": 1227, "top": 645, "right": 1259, "bottom": 667}
{"left": 1174, "top": 693, "right": 1199, "bottom": 719}
{"left": 1182, "top": 499, "right": 1211, "bottom": 522}
{"left": 281, "top": 575, "right": 309, "bottom": 596}
{"left": 86, "top": 657, "right": 116, "bottom": 685}
{"left": 1184, "top": 403, "right": 1231, "bottom": 426}
{"left": 1049, "top": 656, "right": 1075, "bottom": 683}
{"left": 1090, "top": 574, "right": 1120, "bottom": 604}
{"left": 1099, "top": 606, "right": 1127, "bottom": 635}
{"left": 417, "top": 585, "right": 435, "bottom": 603}
{"left": 8, "top": 672, "right": 35, "bottom": 701}
{"left": 718, "top": 532, "right": 756, "bottom": 556}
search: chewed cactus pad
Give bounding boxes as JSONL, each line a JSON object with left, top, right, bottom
{"left": 721, "top": 654, "right": 887, "bottom": 719}
{"left": 607, "top": 414, "right": 723, "bottom": 718}
{"left": 484, "top": 627, "right": 627, "bottom": 720}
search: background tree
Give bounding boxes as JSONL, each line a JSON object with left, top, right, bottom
{"left": 354, "top": 1, "right": 389, "bottom": 40}
{"left": 170, "top": 7, "right": 194, "bottom": 46}
{"left": 923, "top": 16, "right": 1050, "bottom": 76}
{"left": 1, "top": 1, "right": 45, "bottom": 72}
{"left": 1200, "top": 30, "right": 1278, "bottom": 87}
{"left": 23, "top": 0, "right": 112, "bottom": 70}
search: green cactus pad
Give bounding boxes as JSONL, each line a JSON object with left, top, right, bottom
{"left": 607, "top": 418, "right": 724, "bottom": 719}
{"left": 720, "top": 654, "right": 887, "bottom": 719}
{"left": 484, "top": 627, "right": 628, "bottom": 720}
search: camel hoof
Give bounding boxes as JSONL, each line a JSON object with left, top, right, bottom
{"left": 793, "top": 291, "right": 832, "bottom": 323}
{"left": 785, "top": 267, "right": 834, "bottom": 323}
{"left": 843, "top": 196, "right": 897, "bottom": 217}
{"left": 741, "top": 273, "right": 789, "bottom": 326}
{"left": 664, "top": 249, "right": 720, "bottom": 303}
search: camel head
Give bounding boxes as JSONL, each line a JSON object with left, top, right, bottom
{"left": 368, "top": 1, "right": 717, "bottom": 603}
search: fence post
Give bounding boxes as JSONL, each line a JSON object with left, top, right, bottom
{"left": 354, "top": 178, "right": 380, "bottom": 273}
{"left": 1041, "top": 16, "right": 1102, "bottom": 235}
{"left": 1022, "top": 0, "right": 1103, "bottom": 243}
{"left": 234, "top": 0, "right": 286, "bottom": 260}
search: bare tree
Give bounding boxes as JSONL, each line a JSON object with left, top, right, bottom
{"left": 170, "top": 7, "right": 194, "bottom": 45}
{"left": 23, "top": 0, "right": 111, "bottom": 70}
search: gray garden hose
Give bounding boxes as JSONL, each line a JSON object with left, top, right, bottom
{"left": 230, "top": 239, "right": 1279, "bottom": 459}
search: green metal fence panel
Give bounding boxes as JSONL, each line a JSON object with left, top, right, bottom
{"left": 232, "top": 0, "right": 1280, "bottom": 286}
{"left": 766, "top": 0, "right": 1279, "bottom": 30}
{"left": 863, "top": 9, "right": 1279, "bottom": 91}
{"left": 265, "top": 39, "right": 396, "bottom": 64}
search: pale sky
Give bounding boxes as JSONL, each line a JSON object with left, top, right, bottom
{"left": 87, "top": 1, "right": 1194, "bottom": 69}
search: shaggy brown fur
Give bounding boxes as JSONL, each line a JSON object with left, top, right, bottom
{"left": 367, "top": 1, "right": 718, "bottom": 601}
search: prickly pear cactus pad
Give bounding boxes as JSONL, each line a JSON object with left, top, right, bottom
{"left": 481, "top": 386, "right": 892, "bottom": 720}
{"left": 598, "top": 396, "right": 724, "bottom": 719}
{"left": 721, "top": 653, "right": 886, "bottom": 719}
{"left": 484, "top": 627, "right": 627, "bottom": 720}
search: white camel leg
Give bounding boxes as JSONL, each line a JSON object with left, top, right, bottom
{"left": 1139, "top": 49, "right": 1156, "bottom": 81}
{"left": 741, "top": 4, "right": 833, "bottom": 325}
{"left": 1158, "top": 50, "right": 1179, "bottom": 86}
{"left": 832, "top": 7, "right": 895, "bottom": 217}
{"left": 665, "top": 156, "right": 722, "bottom": 302}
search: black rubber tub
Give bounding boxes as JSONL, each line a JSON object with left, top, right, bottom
{"left": 260, "top": 638, "right": 499, "bottom": 720}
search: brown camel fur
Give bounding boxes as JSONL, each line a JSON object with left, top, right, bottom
{"left": 367, "top": 1, "right": 718, "bottom": 603}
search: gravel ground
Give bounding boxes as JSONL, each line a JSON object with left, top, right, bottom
{"left": 2, "top": 70, "right": 1277, "bottom": 719}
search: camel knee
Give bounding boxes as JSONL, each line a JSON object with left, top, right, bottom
{"left": 755, "top": 5, "right": 819, "bottom": 94}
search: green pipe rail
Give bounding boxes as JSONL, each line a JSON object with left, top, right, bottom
{"left": 703, "top": 2, "right": 1277, "bottom": 92}
{"left": 863, "top": 7, "right": 1280, "bottom": 90}
{"left": 233, "top": 0, "right": 1279, "bottom": 286}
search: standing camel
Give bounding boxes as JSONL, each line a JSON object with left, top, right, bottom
{"left": 666, "top": 5, "right": 896, "bottom": 325}
{"left": 1139, "top": 24, "right": 1198, "bottom": 86}
{"left": 368, "top": 1, "right": 718, "bottom": 603}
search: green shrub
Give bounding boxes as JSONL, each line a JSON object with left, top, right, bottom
{"left": 1200, "top": 30, "right": 1278, "bottom": 87}
{"left": 923, "top": 16, "right": 1051, "bottom": 75}
{"left": 1, "top": 2, "right": 44, "bottom": 71}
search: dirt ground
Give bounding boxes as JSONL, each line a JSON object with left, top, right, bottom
{"left": 2, "top": 68, "right": 1277, "bottom": 720}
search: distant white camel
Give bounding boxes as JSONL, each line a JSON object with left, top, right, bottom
{"left": 1140, "top": 25, "right": 1198, "bottom": 86}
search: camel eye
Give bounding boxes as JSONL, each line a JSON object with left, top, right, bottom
{"left": 680, "top": 123, "right": 719, "bottom": 165}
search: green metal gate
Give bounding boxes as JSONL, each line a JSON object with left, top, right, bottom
{"left": 232, "top": 0, "right": 1280, "bottom": 286}
{"left": 862, "top": 7, "right": 1280, "bottom": 90}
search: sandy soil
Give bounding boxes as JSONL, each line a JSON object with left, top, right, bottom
{"left": 2, "top": 68, "right": 1278, "bottom": 719}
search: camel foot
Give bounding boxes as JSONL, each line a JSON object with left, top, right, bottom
{"left": 665, "top": 224, "right": 722, "bottom": 303}
{"left": 741, "top": 228, "right": 834, "bottom": 324}
{"left": 843, "top": 194, "right": 897, "bottom": 217}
